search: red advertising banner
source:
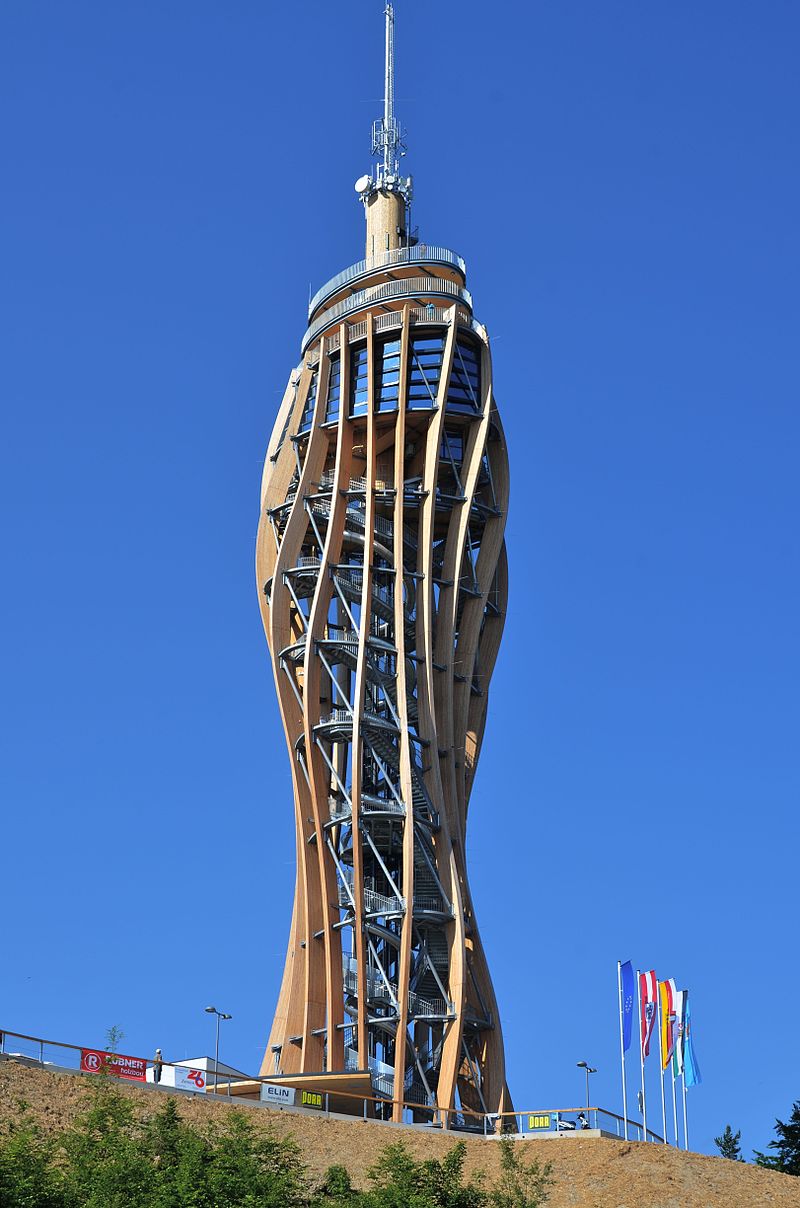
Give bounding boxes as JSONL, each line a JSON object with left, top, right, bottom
{"left": 80, "top": 1049, "right": 147, "bottom": 1081}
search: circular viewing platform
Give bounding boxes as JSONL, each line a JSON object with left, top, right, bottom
{"left": 308, "top": 245, "right": 466, "bottom": 321}
{"left": 301, "top": 245, "right": 471, "bottom": 356}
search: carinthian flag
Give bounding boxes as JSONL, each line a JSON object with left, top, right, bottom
{"left": 640, "top": 970, "right": 657, "bottom": 1059}
{"left": 659, "top": 978, "right": 677, "bottom": 1069}
{"left": 672, "top": 989, "right": 687, "bottom": 1076}
{"left": 683, "top": 998, "right": 702, "bottom": 1088}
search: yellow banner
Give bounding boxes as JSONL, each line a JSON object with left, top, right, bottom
{"left": 659, "top": 980, "right": 673, "bottom": 1069}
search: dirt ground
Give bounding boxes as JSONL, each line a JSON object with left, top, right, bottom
{"left": 2, "top": 1059, "right": 799, "bottom": 1208}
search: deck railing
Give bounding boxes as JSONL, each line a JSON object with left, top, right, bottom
{"left": 0, "top": 1027, "right": 665, "bottom": 1141}
{"left": 308, "top": 245, "right": 467, "bottom": 319}
{"left": 302, "top": 277, "right": 473, "bottom": 354}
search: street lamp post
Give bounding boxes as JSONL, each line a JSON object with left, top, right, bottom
{"left": 205, "top": 1006, "right": 232, "bottom": 1092}
{"left": 576, "top": 1061, "right": 597, "bottom": 1123}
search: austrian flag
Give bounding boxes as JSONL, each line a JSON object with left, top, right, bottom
{"left": 640, "top": 970, "right": 658, "bottom": 1060}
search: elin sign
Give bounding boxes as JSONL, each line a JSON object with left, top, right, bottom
{"left": 260, "top": 1082, "right": 296, "bottom": 1107}
{"left": 80, "top": 1049, "right": 147, "bottom": 1081}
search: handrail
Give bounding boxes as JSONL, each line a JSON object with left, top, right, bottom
{"left": 301, "top": 277, "right": 473, "bottom": 354}
{"left": 2, "top": 1028, "right": 85, "bottom": 1055}
{"left": 308, "top": 245, "right": 467, "bottom": 320}
{"left": 0, "top": 1026, "right": 663, "bottom": 1141}
{"left": 493, "top": 1106, "right": 664, "bottom": 1144}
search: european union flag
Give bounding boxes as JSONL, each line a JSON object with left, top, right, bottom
{"left": 621, "top": 960, "right": 635, "bottom": 1052}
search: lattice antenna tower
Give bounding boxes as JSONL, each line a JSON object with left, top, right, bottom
{"left": 368, "top": 4, "right": 412, "bottom": 200}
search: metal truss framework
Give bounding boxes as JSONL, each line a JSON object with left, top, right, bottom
{"left": 256, "top": 250, "right": 512, "bottom": 1124}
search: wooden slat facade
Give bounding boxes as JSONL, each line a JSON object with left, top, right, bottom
{"left": 256, "top": 228, "right": 512, "bottom": 1126}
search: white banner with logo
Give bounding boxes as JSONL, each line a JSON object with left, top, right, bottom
{"left": 260, "top": 1082, "right": 296, "bottom": 1106}
{"left": 174, "top": 1067, "right": 207, "bottom": 1091}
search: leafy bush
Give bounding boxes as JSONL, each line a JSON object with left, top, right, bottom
{"left": 364, "top": 1140, "right": 486, "bottom": 1208}
{"left": 489, "top": 1136, "right": 553, "bottom": 1208}
{"left": 0, "top": 1082, "right": 310, "bottom": 1208}
{"left": 0, "top": 1112, "right": 66, "bottom": 1208}
{"left": 0, "top": 1085, "right": 557, "bottom": 1208}
{"left": 314, "top": 1162, "right": 357, "bottom": 1207}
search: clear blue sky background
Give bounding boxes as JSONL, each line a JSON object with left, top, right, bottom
{"left": 2, "top": 0, "right": 798, "bottom": 1160}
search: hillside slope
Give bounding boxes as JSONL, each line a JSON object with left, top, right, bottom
{"left": 1, "top": 1060, "right": 798, "bottom": 1208}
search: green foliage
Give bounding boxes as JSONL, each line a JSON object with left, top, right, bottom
{"left": 0, "top": 1113, "right": 67, "bottom": 1208}
{"left": 140, "top": 1096, "right": 211, "bottom": 1208}
{"left": 317, "top": 1163, "right": 355, "bottom": 1200}
{"left": 714, "top": 1124, "right": 743, "bottom": 1161}
{"left": 61, "top": 1080, "right": 155, "bottom": 1207}
{"left": 489, "top": 1136, "right": 553, "bottom": 1208}
{"left": 105, "top": 1026, "right": 125, "bottom": 1055}
{"left": 202, "top": 1110, "right": 309, "bottom": 1207}
{"left": 754, "top": 1100, "right": 800, "bottom": 1176}
{"left": 364, "top": 1140, "right": 486, "bottom": 1208}
{"left": 0, "top": 1089, "right": 558, "bottom": 1208}
{"left": 0, "top": 1083, "right": 310, "bottom": 1208}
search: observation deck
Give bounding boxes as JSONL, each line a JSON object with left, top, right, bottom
{"left": 301, "top": 245, "right": 472, "bottom": 355}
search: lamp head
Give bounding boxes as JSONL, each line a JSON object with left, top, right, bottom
{"left": 221, "top": 1013, "right": 232, "bottom": 1021}
{"left": 205, "top": 1006, "right": 216, "bottom": 1014}
{"left": 576, "top": 1060, "right": 588, "bottom": 1069}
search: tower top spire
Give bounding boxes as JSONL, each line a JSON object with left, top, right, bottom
{"left": 355, "top": 3, "right": 413, "bottom": 233}
{"left": 372, "top": 4, "right": 406, "bottom": 187}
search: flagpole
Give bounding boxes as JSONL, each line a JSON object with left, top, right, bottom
{"left": 636, "top": 969, "right": 647, "bottom": 1140}
{"left": 656, "top": 989, "right": 668, "bottom": 1143}
{"left": 670, "top": 1063, "right": 679, "bottom": 1146}
{"left": 617, "top": 962, "right": 629, "bottom": 1140}
{"left": 682, "top": 1073, "right": 689, "bottom": 1150}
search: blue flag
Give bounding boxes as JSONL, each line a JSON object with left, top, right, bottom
{"left": 683, "top": 997, "right": 702, "bottom": 1087}
{"left": 621, "top": 961, "right": 635, "bottom": 1052}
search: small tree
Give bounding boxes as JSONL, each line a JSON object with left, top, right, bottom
{"left": 62, "top": 1082, "right": 155, "bottom": 1207}
{"left": 317, "top": 1163, "right": 355, "bottom": 1199}
{"left": 755, "top": 1101, "right": 800, "bottom": 1176}
{"left": 105, "top": 1025, "right": 125, "bottom": 1055}
{"left": 0, "top": 1113, "right": 67, "bottom": 1208}
{"left": 142, "top": 1095, "right": 210, "bottom": 1204}
{"left": 714, "top": 1125, "right": 743, "bottom": 1161}
{"left": 203, "top": 1110, "right": 309, "bottom": 1207}
{"left": 365, "top": 1140, "right": 486, "bottom": 1208}
{"left": 489, "top": 1136, "right": 553, "bottom": 1208}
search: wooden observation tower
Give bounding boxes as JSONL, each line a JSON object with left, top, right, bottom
{"left": 256, "top": 4, "right": 512, "bottom": 1126}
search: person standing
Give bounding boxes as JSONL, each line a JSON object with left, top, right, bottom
{"left": 153, "top": 1048, "right": 163, "bottom": 1085}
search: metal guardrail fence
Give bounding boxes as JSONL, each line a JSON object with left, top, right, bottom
{"left": 301, "top": 278, "right": 473, "bottom": 354}
{"left": 0, "top": 1027, "right": 663, "bottom": 1141}
{"left": 308, "top": 245, "right": 467, "bottom": 320}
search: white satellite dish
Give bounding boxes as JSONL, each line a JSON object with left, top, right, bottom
{"left": 354, "top": 175, "right": 372, "bottom": 195}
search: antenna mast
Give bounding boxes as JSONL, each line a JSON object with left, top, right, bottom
{"left": 369, "top": 3, "right": 411, "bottom": 198}
{"left": 383, "top": 2, "right": 395, "bottom": 178}
{"left": 355, "top": 3, "right": 413, "bottom": 252}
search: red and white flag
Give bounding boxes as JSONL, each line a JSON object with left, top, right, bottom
{"left": 640, "top": 970, "right": 658, "bottom": 1060}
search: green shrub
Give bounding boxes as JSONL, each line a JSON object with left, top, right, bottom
{"left": 489, "top": 1136, "right": 553, "bottom": 1208}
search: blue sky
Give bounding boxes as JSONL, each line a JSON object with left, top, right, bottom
{"left": 2, "top": 0, "right": 798, "bottom": 1159}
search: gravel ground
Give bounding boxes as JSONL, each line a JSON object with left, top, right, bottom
{"left": 2, "top": 1060, "right": 799, "bottom": 1208}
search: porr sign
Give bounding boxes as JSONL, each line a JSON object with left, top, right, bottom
{"left": 528, "top": 1114, "right": 554, "bottom": 1131}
